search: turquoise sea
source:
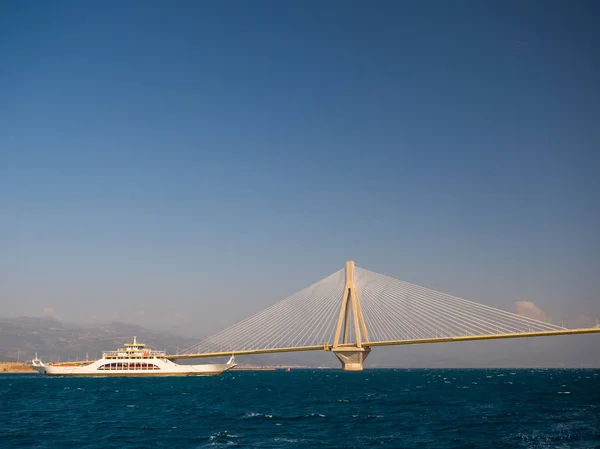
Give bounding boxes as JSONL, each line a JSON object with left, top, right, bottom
{"left": 1, "top": 369, "right": 599, "bottom": 448}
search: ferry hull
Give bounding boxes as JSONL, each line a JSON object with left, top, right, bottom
{"left": 37, "top": 373, "right": 224, "bottom": 377}
{"left": 33, "top": 361, "right": 235, "bottom": 377}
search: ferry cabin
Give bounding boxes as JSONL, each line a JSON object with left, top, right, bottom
{"left": 99, "top": 336, "right": 167, "bottom": 370}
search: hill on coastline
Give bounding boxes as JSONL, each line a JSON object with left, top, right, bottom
{"left": 0, "top": 316, "right": 197, "bottom": 363}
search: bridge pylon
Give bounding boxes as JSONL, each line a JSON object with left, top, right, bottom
{"left": 332, "top": 261, "right": 371, "bottom": 370}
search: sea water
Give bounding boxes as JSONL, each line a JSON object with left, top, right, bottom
{"left": 1, "top": 369, "right": 599, "bottom": 448}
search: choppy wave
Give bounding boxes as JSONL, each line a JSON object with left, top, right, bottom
{"left": 1, "top": 369, "right": 599, "bottom": 448}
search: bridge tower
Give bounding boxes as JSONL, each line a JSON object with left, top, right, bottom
{"left": 332, "top": 261, "right": 371, "bottom": 370}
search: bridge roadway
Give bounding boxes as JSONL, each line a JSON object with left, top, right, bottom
{"left": 166, "top": 327, "right": 600, "bottom": 360}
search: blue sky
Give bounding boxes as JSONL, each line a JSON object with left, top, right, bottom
{"left": 1, "top": 1, "right": 599, "bottom": 338}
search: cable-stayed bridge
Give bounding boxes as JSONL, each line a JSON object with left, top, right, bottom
{"left": 170, "top": 261, "right": 600, "bottom": 370}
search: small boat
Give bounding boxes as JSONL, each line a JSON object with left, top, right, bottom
{"left": 31, "top": 337, "right": 236, "bottom": 377}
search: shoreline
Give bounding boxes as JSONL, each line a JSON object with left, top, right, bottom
{"left": 0, "top": 362, "right": 36, "bottom": 373}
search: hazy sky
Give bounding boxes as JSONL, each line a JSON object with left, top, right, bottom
{"left": 1, "top": 0, "right": 599, "bottom": 351}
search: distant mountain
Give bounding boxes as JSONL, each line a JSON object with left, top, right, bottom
{"left": 0, "top": 316, "right": 197, "bottom": 363}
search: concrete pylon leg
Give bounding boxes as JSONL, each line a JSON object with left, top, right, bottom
{"left": 332, "top": 261, "right": 372, "bottom": 370}
{"left": 333, "top": 347, "right": 371, "bottom": 371}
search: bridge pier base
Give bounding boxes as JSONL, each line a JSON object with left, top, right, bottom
{"left": 333, "top": 347, "right": 371, "bottom": 371}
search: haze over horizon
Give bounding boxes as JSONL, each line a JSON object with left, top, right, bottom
{"left": 1, "top": 1, "right": 599, "bottom": 366}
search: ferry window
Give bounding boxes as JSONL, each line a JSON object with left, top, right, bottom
{"left": 97, "top": 362, "right": 159, "bottom": 370}
{"left": 98, "top": 363, "right": 119, "bottom": 370}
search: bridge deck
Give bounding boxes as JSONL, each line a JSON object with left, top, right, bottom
{"left": 167, "top": 327, "right": 600, "bottom": 360}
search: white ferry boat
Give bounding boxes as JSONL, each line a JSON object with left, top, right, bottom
{"left": 31, "top": 337, "right": 236, "bottom": 377}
